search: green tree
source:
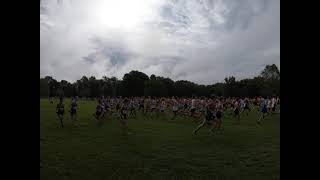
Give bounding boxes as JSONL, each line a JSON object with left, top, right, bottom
{"left": 40, "top": 64, "right": 280, "bottom": 98}
{"left": 144, "top": 80, "right": 168, "bottom": 97}
{"left": 122, "top": 71, "right": 149, "bottom": 97}
{"left": 260, "top": 64, "right": 280, "bottom": 80}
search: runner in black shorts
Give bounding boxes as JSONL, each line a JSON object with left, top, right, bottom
{"left": 116, "top": 102, "right": 121, "bottom": 113}
{"left": 139, "top": 98, "right": 144, "bottom": 111}
{"left": 70, "top": 97, "right": 78, "bottom": 122}
{"left": 258, "top": 98, "right": 268, "bottom": 124}
{"left": 152, "top": 100, "right": 157, "bottom": 112}
{"left": 129, "top": 99, "right": 137, "bottom": 118}
{"left": 215, "top": 100, "right": 223, "bottom": 131}
{"left": 94, "top": 99, "right": 104, "bottom": 125}
{"left": 56, "top": 97, "right": 65, "bottom": 127}
{"left": 242, "top": 98, "right": 251, "bottom": 116}
{"left": 272, "top": 104, "right": 276, "bottom": 112}
{"left": 120, "top": 98, "right": 130, "bottom": 134}
{"left": 234, "top": 99, "right": 240, "bottom": 124}
{"left": 171, "top": 97, "right": 179, "bottom": 120}
{"left": 159, "top": 98, "right": 166, "bottom": 113}
{"left": 271, "top": 97, "right": 276, "bottom": 113}
{"left": 193, "top": 103, "right": 216, "bottom": 135}
{"left": 184, "top": 102, "right": 188, "bottom": 110}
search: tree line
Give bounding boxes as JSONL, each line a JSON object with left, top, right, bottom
{"left": 40, "top": 64, "right": 280, "bottom": 98}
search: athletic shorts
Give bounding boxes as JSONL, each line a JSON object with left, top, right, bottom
{"left": 70, "top": 109, "right": 77, "bottom": 115}
{"left": 206, "top": 112, "right": 215, "bottom": 121}
{"left": 57, "top": 110, "right": 64, "bottom": 115}
{"left": 262, "top": 107, "right": 267, "bottom": 113}
{"left": 190, "top": 108, "right": 196, "bottom": 113}
{"left": 244, "top": 105, "right": 250, "bottom": 110}
{"left": 272, "top": 106, "right": 276, "bottom": 111}
{"left": 96, "top": 111, "right": 102, "bottom": 117}
{"left": 206, "top": 117, "right": 215, "bottom": 124}
{"left": 234, "top": 109, "right": 239, "bottom": 115}
{"left": 216, "top": 111, "right": 222, "bottom": 119}
{"left": 121, "top": 113, "right": 127, "bottom": 119}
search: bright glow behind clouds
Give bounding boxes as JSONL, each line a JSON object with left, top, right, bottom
{"left": 92, "top": 0, "right": 158, "bottom": 29}
{"left": 40, "top": 0, "right": 280, "bottom": 84}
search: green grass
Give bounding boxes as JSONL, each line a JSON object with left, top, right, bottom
{"left": 40, "top": 99, "right": 280, "bottom": 180}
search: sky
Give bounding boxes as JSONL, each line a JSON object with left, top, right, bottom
{"left": 40, "top": 0, "right": 280, "bottom": 85}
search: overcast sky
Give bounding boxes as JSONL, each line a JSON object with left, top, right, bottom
{"left": 40, "top": 0, "right": 279, "bottom": 85}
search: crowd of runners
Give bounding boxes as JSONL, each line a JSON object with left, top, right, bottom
{"left": 53, "top": 96, "right": 280, "bottom": 134}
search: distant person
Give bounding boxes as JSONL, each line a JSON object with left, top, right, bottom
{"left": 94, "top": 99, "right": 103, "bottom": 125}
{"left": 150, "top": 97, "right": 157, "bottom": 114}
{"left": 241, "top": 98, "right": 251, "bottom": 116}
{"left": 252, "top": 97, "right": 259, "bottom": 111}
{"left": 215, "top": 100, "right": 223, "bottom": 131}
{"left": 271, "top": 96, "right": 277, "bottom": 113}
{"left": 160, "top": 98, "right": 166, "bottom": 113}
{"left": 120, "top": 98, "right": 130, "bottom": 135}
{"left": 129, "top": 98, "right": 137, "bottom": 118}
{"left": 276, "top": 97, "right": 280, "bottom": 113}
{"left": 267, "top": 97, "right": 272, "bottom": 113}
{"left": 100, "top": 97, "right": 107, "bottom": 119}
{"left": 56, "top": 97, "right": 65, "bottom": 127}
{"left": 193, "top": 102, "right": 216, "bottom": 135}
{"left": 139, "top": 97, "right": 145, "bottom": 111}
{"left": 190, "top": 97, "right": 197, "bottom": 117}
{"left": 70, "top": 97, "right": 78, "bottom": 122}
{"left": 171, "top": 97, "right": 179, "bottom": 120}
{"left": 233, "top": 99, "right": 240, "bottom": 124}
{"left": 183, "top": 98, "right": 188, "bottom": 113}
{"left": 199, "top": 97, "right": 206, "bottom": 116}
{"left": 257, "top": 97, "right": 268, "bottom": 124}
{"left": 144, "top": 97, "right": 151, "bottom": 114}
{"left": 116, "top": 98, "right": 121, "bottom": 113}
{"left": 240, "top": 98, "right": 245, "bottom": 111}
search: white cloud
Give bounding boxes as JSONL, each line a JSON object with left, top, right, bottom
{"left": 40, "top": 0, "right": 279, "bottom": 84}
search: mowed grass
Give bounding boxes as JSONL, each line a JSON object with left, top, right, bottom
{"left": 40, "top": 99, "right": 280, "bottom": 180}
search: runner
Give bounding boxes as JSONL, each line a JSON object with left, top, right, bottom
{"left": 129, "top": 98, "right": 137, "bottom": 118}
{"left": 190, "top": 97, "right": 197, "bottom": 118}
{"left": 193, "top": 102, "right": 216, "bottom": 135}
{"left": 234, "top": 99, "right": 240, "bottom": 124}
{"left": 241, "top": 98, "right": 251, "bottom": 116}
{"left": 56, "top": 97, "right": 65, "bottom": 127}
{"left": 94, "top": 98, "right": 104, "bottom": 125}
{"left": 215, "top": 99, "right": 223, "bottom": 131}
{"left": 171, "top": 97, "right": 179, "bottom": 120}
{"left": 70, "top": 97, "right": 78, "bottom": 122}
{"left": 257, "top": 97, "right": 268, "bottom": 124}
{"left": 271, "top": 96, "right": 277, "bottom": 114}
{"left": 119, "top": 98, "right": 130, "bottom": 134}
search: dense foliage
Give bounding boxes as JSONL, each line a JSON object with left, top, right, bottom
{"left": 40, "top": 64, "right": 280, "bottom": 98}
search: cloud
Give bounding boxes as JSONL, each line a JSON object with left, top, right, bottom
{"left": 40, "top": 0, "right": 279, "bottom": 84}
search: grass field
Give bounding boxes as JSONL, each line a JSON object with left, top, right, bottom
{"left": 40, "top": 99, "right": 280, "bottom": 180}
